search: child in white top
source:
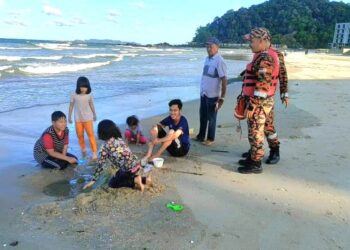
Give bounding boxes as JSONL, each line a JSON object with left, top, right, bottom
{"left": 68, "top": 76, "right": 98, "bottom": 160}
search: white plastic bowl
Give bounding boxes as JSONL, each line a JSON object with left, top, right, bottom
{"left": 152, "top": 157, "right": 164, "bottom": 168}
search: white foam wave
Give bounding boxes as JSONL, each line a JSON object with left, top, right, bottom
{"left": 123, "top": 53, "right": 138, "bottom": 57}
{"left": 0, "top": 55, "right": 63, "bottom": 61}
{"left": 141, "top": 47, "right": 164, "bottom": 51}
{"left": 140, "top": 53, "right": 183, "bottom": 57}
{"left": 0, "top": 66, "right": 12, "bottom": 71}
{"left": 72, "top": 54, "right": 119, "bottom": 59}
{"left": 113, "top": 55, "right": 124, "bottom": 62}
{"left": 35, "top": 42, "right": 72, "bottom": 50}
{"left": 165, "top": 48, "right": 192, "bottom": 52}
{"left": 0, "top": 46, "right": 41, "bottom": 50}
{"left": 19, "top": 61, "right": 111, "bottom": 74}
{"left": 0, "top": 56, "right": 22, "bottom": 61}
{"left": 30, "top": 56, "right": 63, "bottom": 60}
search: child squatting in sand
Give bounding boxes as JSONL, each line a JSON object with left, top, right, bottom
{"left": 33, "top": 111, "right": 78, "bottom": 169}
{"left": 83, "top": 119, "right": 151, "bottom": 192}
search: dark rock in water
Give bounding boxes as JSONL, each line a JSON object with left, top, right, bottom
{"left": 9, "top": 241, "right": 18, "bottom": 246}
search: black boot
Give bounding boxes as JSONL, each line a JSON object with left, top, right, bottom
{"left": 241, "top": 150, "right": 251, "bottom": 158}
{"left": 265, "top": 146, "right": 280, "bottom": 164}
{"left": 238, "top": 156, "right": 251, "bottom": 166}
{"left": 238, "top": 159, "right": 262, "bottom": 174}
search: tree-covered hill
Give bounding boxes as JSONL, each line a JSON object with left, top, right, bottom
{"left": 192, "top": 0, "right": 350, "bottom": 48}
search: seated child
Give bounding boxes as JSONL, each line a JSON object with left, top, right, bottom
{"left": 124, "top": 115, "right": 147, "bottom": 145}
{"left": 83, "top": 119, "right": 150, "bottom": 192}
{"left": 33, "top": 111, "right": 78, "bottom": 169}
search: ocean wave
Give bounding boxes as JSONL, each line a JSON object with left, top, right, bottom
{"left": 140, "top": 52, "right": 183, "bottom": 57}
{"left": 113, "top": 55, "right": 124, "bottom": 62}
{"left": 0, "top": 56, "right": 22, "bottom": 61}
{"left": 0, "top": 66, "right": 12, "bottom": 71}
{"left": 34, "top": 42, "right": 103, "bottom": 51}
{"left": 0, "top": 55, "right": 63, "bottom": 61}
{"left": 19, "top": 61, "right": 111, "bottom": 74}
{"left": 29, "top": 56, "right": 63, "bottom": 60}
{"left": 164, "top": 48, "right": 192, "bottom": 52}
{"left": 35, "top": 42, "right": 72, "bottom": 50}
{"left": 141, "top": 47, "right": 165, "bottom": 51}
{"left": 123, "top": 53, "right": 138, "bottom": 57}
{"left": 72, "top": 54, "right": 120, "bottom": 59}
{"left": 0, "top": 46, "right": 41, "bottom": 50}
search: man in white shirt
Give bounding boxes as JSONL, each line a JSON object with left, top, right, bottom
{"left": 195, "top": 37, "right": 227, "bottom": 146}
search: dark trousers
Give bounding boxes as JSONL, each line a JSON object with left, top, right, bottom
{"left": 109, "top": 170, "right": 147, "bottom": 189}
{"left": 157, "top": 126, "right": 189, "bottom": 157}
{"left": 41, "top": 153, "right": 77, "bottom": 170}
{"left": 197, "top": 95, "right": 218, "bottom": 141}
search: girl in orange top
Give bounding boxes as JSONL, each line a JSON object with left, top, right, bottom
{"left": 68, "top": 76, "right": 98, "bottom": 160}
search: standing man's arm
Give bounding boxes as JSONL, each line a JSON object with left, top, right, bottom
{"left": 216, "top": 57, "right": 228, "bottom": 110}
{"left": 217, "top": 76, "right": 227, "bottom": 110}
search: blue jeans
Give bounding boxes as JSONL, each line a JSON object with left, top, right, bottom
{"left": 197, "top": 95, "right": 218, "bottom": 141}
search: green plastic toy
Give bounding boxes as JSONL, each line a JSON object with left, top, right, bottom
{"left": 166, "top": 202, "right": 184, "bottom": 212}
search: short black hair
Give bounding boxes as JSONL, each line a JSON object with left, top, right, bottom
{"left": 126, "top": 115, "right": 139, "bottom": 127}
{"left": 51, "top": 111, "right": 66, "bottom": 122}
{"left": 76, "top": 76, "right": 92, "bottom": 94}
{"left": 98, "top": 119, "right": 122, "bottom": 141}
{"left": 168, "top": 99, "right": 183, "bottom": 110}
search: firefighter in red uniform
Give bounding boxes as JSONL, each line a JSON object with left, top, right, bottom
{"left": 240, "top": 34, "right": 289, "bottom": 167}
{"left": 238, "top": 27, "right": 280, "bottom": 174}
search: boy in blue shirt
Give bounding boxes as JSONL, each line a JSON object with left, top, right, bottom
{"left": 145, "top": 99, "right": 190, "bottom": 160}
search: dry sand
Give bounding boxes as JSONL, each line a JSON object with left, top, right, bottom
{"left": 1, "top": 52, "right": 350, "bottom": 249}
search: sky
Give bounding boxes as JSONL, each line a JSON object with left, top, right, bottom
{"left": 0, "top": 0, "right": 349, "bottom": 44}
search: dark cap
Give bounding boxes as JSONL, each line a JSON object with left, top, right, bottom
{"left": 244, "top": 27, "right": 271, "bottom": 41}
{"left": 206, "top": 37, "right": 220, "bottom": 46}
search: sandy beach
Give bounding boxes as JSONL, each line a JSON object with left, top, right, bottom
{"left": 1, "top": 51, "right": 350, "bottom": 249}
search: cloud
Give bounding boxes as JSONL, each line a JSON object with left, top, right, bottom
{"left": 51, "top": 17, "right": 86, "bottom": 27}
{"left": 131, "top": 1, "right": 145, "bottom": 9}
{"left": 107, "top": 16, "right": 118, "bottom": 24}
{"left": 8, "top": 9, "right": 32, "bottom": 17}
{"left": 108, "top": 10, "right": 120, "bottom": 17}
{"left": 106, "top": 9, "right": 120, "bottom": 23}
{"left": 53, "top": 19, "right": 71, "bottom": 27}
{"left": 3, "top": 19, "right": 29, "bottom": 27}
{"left": 71, "top": 17, "right": 87, "bottom": 25}
{"left": 43, "top": 4, "right": 62, "bottom": 16}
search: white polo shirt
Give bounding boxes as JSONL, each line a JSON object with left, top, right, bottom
{"left": 200, "top": 53, "right": 227, "bottom": 98}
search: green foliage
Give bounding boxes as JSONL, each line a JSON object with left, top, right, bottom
{"left": 192, "top": 0, "right": 350, "bottom": 48}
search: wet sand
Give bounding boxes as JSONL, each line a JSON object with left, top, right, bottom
{"left": 1, "top": 52, "right": 350, "bottom": 249}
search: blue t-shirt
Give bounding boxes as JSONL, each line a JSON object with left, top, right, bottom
{"left": 160, "top": 116, "right": 190, "bottom": 147}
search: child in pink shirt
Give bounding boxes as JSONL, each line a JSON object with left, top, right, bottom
{"left": 124, "top": 115, "right": 147, "bottom": 145}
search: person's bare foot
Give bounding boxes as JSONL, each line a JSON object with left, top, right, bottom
{"left": 202, "top": 140, "right": 215, "bottom": 146}
{"left": 146, "top": 176, "right": 153, "bottom": 187}
{"left": 90, "top": 152, "right": 98, "bottom": 162}
{"left": 81, "top": 151, "right": 87, "bottom": 158}
{"left": 134, "top": 176, "right": 145, "bottom": 192}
